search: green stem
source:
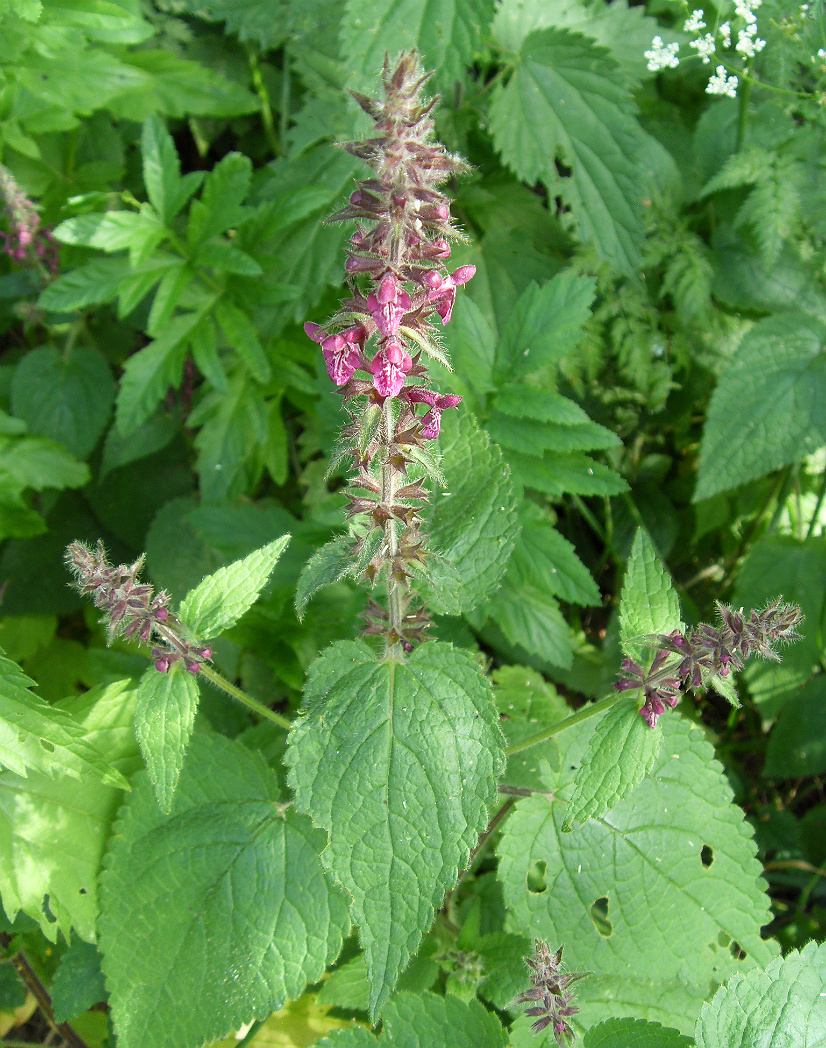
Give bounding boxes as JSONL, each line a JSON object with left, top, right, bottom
{"left": 805, "top": 466, "right": 826, "bottom": 540}
{"left": 505, "top": 693, "right": 621, "bottom": 757}
{"left": 198, "top": 664, "right": 291, "bottom": 730}
{"left": 735, "top": 67, "right": 753, "bottom": 151}
{"left": 247, "top": 47, "right": 280, "bottom": 157}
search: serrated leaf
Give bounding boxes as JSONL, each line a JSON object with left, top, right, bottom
{"left": 38, "top": 256, "right": 131, "bottom": 312}
{"left": 498, "top": 715, "right": 776, "bottom": 1026}
{"left": 423, "top": 412, "right": 519, "bottom": 614}
{"left": 0, "top": 680, "right": 140, "bottom": 941}
{"left": 295, "top": 535, "right": 352, "bottom": 620}
{"left": 287, "top": 641, "right": 505, "bottom": 1018}
{"left": 620, "top": 529, "right": 682, "bottom": 663}
{"left": 134, "top": 668, "right": 200, "bottom": 813}
{"left": 52, "top": 939, "right": 107, "bottom": 1023}
{"left": 563, "top": 697, "right": 662, "bottom": 829}
{"left": 695, "top": 941, "right": 826, "bottom": 1048}
{"left": 53, "top": 210, "right": 166, "bottom": 264}
{"left": 489, "top": 28, "right": 646, "bottom": 272}
{"left": 506, "top": 449, "right": 628, "bottom": 498}
{"left": 493, "top": 271, "right": 596, "bottom": 383}
{"left": 509, "top": 503, "right": 601, "bottom": 605}
{"left": 189, "top": 374, "right": 263, "bottom": 503}
{"left": 764, "top": 676, "right": 826, "bottom": 779}
{"left": 141, "top": 116, "right": 202, "bottom": 225}
{"left": 214, "top": 298, "right": 271, "bottom": 383}
{"left": 495, "top": 384, "right": 597, "bottom": 424}
{"left": 495, "top": 664, "right": 568, "bottom": 790}
{"left": 178, "top": 536, "right": 290, "bottom": 640}
{"left": 193, "top": 239, "right": 262, "bottom": 275}
{"left": 187, "top": 152, "right": 252, "bottom": 247}
{"left": 695, "top": 312, "right": 826, "bottom": 501}
{"left": 0, "top": 435, "right": 89, "bottom": 491}
{"left": 584, "top": 1017, "right": 693, "bottom": 1048}
{"left": 489, "top": 583, "right": 573, "bottom": 667}
{"left": 99, "top": 732, "right": 349, "bottom": 1048}
{"left": 11, "top": 346, "right": 114, "bottom": 458}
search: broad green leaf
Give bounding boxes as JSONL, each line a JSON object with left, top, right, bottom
{"left": 619, "top": 529, "right": 682, "bottom": 664}
{"left": 487, "top": 412, "right": 619, "bottom": 455}
{"left": 287, "top": 641, "right": 505, "bottom": 1018}
{"left": 493, "top": 271, "right": 595, "bottom": 383}
{"left": 498, "top": 715, "right": 776, "bottom": 1029}
{"left": 489, "top": 28, "right": 646, "bottom": 272}
{"left": 0, "top": 436, "right": 89, "bottom": 492}
{"left": 316, "top": 991, "right": 507, "bottom": 1048}
{"left": 508, "top": 503, "right": 600, "bottom": 606}
{"left": 295, "top": 535, "right": 352, "bottom": 620}
{"left": 189, "top": 374, "right": 265, "bottom": 502}
{"left": 158, "top": 0, "right": 304, "bottom": 50}
{"left": 584, "top": 1017, "right": 693, "bottom": 1048}
{"left": 193, "top": 240, "right": 261, "bottom": 276}
{"left": 45, "top": 0, "right": 153, "bottom": 44}
{"left": 141, "top": 116, "right": 203, "bottom": 225}
{"left": 11, "top": 346, "right": 114, "bottom": 458}
{"left": 764, "top": 676, "right": 826, "bottom": 779}
{"left": 214, "top": 298, "right": 271, "bottom": 383}
{"left": 695, "top": 312, "right": 826, "bottom": 500}
{"left": 441, "top": 296, "right": 497, "bottom": 396}
{"left": 695, "top": 941, "right": 826, "bottom": 1048}
{"left": 38, "top": 256, "right": 131, "bottom": 312}
{"left": 99, "top": 732, "right": 349, "bottom": 1048}
{"left": 0, "top": 680, "right": 140, "bottom": 941}
{"left": 340, "top": 0, "right": 494, "bottom": 89}
{"left": 506, "top": 450, "right": 627, "bottom": 498}
{"left": 51, "top": 939, "right": 106, "bottom": 1023}
{"left": 0, "top": 652, "right": 129, "bottom": 787}
{"left": 178, "top": 536, "right": 290, "bottom": 640}
{"left": 423, "top": 412, "right": 519, "bottom": 614}
{"left": 488, "top": 581, "right": 573, "bottom": 667}
{"left": 134, "top": 668, "right": 200, "bottom": 813}
{"left": 563, "top": 697, "right": 662, "bottom": 830}
{"left": 53, "top": 210, "right": 166, "bottom": 264}
{"left": 187, "top": 151, "right": 252, "bottom": 247}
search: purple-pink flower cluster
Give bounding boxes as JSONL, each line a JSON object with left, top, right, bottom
{"left": 0, "top": 165, "right": 58, "bottom": 274}
{"left": 515, "top": 942, "right": 586, "bottom": 1045}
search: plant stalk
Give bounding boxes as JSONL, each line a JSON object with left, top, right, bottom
{"left": 505, "top": 693, "right": 621, "bottom": 757}
{"left": 198, "top": 664, "right": 291, "bottom": 730}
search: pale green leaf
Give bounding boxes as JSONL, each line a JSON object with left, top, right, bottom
{"left": 178, "top": 536, "right": 290, "bottom": 640}
{"left": 53, "top": 210, "right": 166, "bottom": 263}
{"left": 489, "top": 28, "right": 646, "bottom": 272}
{"left": 0, "top": 680, "right": 140, "bottom": 941}
{"left": 99, "top": 732, "right": 349, "bottom": 1048}
{"left": 295, "top": 535, "right": 353, "bottom": 620}
{"left": 38, "top": 256, "right": 130, "bottom": 312}
{"left": 423, "top": 412, "right": 519, "bottom": 614}
{"left": 287, "top": 641, "right": 505, "bottom": 1018}
{"left": 584, "top": 1017, "right": 693, "bottom": 1048}
{"left": 695, "top": 941, "right": 826, "bottom": 1048}
{"left": 45, "top": 0, "right": 153, "bottom": 44}
{"left": 0, "top": 436, "right": 89, "bottom": 491}
{"left": 620, "top": 529, "right": 682, "bottom": 664}
{"left": 134, "top": 668, "right": 200, "bottom": 813}
{"left": 695, "top": 312, "right": 826, "bottom": 501}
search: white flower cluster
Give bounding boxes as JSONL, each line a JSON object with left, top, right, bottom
{"left": 645, "top": 35, "right": 680, "bottom": 72}
{"left": 706, "top": 64, "right": 739, "bottom": 96}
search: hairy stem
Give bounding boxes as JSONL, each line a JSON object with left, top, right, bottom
{"left": 505, "top": 693, "right": 621, "bottom": 757}
{"left": 382, "top": 397, "right": 403, "bottom": 646}
{"left": 198, "top": 664, "right": 291, "bottom": 730}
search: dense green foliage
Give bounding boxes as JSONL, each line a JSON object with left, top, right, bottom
{"left": 0, "top": 1, "right": 825, "bottom": 1046}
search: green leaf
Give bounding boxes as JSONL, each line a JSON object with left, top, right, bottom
{"left": 189, "top": 373, "right": 265, "bottom": 502}
{"left": 214, "top": 298, "right": 271, "bottom": 383}
{"left": 620, "top": 529, "right": 682, "bottom": 664}
{"left": 141, "top": 115, "right": 203, "bottom": 225}
{"left": 495, "top": 665, "right": 569, "bottom": 790}
{"left": 0, "top": 653, "right": 129, "bottom": 787}
{"left": 695, "top": 941, "right": 826, "bottom": 1048}
{"left": 99, "top": 732, "right": 349, "bottom": 1048}
{"left": 0, "top": 436, "right": 89, "bottom": 492}
{"left": 53, "top": 210, "right": 166, "bottom": 264}
{"left": 489, "top": 28, "right": 646, "bottom": 272}
{"left": 493, "top": 271, "right": 596, "bottom": 383}
{"left": 146, "top": 262, "right": 193, "bottom": 337}
{"left": 178, "top": 536, "right": 290, "bottom": 640}
{"left": 423, "top": 412, "right": 519, "bottom": 615}
{"left": 38, "top": 256, "right": 131, "bottom": 312}
{"left": 488, "top": 582, "right": 573, "bottom": 667}
{"left": 187, "top": 151, "right": 252, "bottom": 247}
{"left": 295, "top": 535, "right": 352, "bottom": 620}
{"left": 441, "top": 296, "right": 497, "bottom": 396}
{"left": 287, "top": 641, "right": 505, "bottom": 1018}
{"left": 46, "top": 0, "right": 153, "bottom": 44}
{"left": 695, "top": 312, "right": 826, "bottom": 501}
{"left": 134, "top": 668, "right": 200, "bottom": 813}
{"left": 764, "top": 676, "right": 826, "bottom": 779}
{"left": 584, "top": 1017, "right": 694, "bottom": 1048}
{"left": 193, "top": 240, "right": 262, "bottom": 276}
{"left": 563, "top": 697, "right": 663, "bottom": 830}
{"left": 52, "top": 939, "right": 107, "bottom": 1023}
{"left": 11, "top": 346, "right": 114, "bottom": 458}
{"left": 508, "top": 503, "right": 600, "bottom": 605}
{"left": 497, "top": 715, "right": 776, "bottom": 1030}
{"left": 0, "top": 680, "right": 140, "bottom": 941}
{"left": 505, "top": 450, "right": 628, "bottom": 498}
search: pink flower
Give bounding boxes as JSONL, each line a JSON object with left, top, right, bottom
{"left": 305, "top": 323, "right": 366, "bottom": 387}
{"left": 367, "top": 273, "right": 412, "bottom": 338}
{"left": 406, "top": 386, "right": 462, "bottom": 438}
{"left": 371, "top": 338, "right": 412, "bottom": 398}
{"left": 421, "top": 265, "right": 475, "bottom": 325}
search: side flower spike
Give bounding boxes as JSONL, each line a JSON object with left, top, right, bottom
{"left": 406, "top": 386, "right": 462, "bottom": 438}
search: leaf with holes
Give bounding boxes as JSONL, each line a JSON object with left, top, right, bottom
{"left": 286, "top": 641, "right": 505, "bottom": 1018}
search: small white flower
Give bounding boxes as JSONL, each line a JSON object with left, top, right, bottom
{"left": 818, "top": 48, "right": 826, "bottom": 58}
{"left": 689, "top": 32, "right": 717, "bottom": 64}
{"left": 645, "top": 35, "right": 680, "bottom": 71}
{"left": 720, "top": 22, "right": 731, "bottom": 47}
{"left": 706, "top": 65, "right": 739, "bottom": 97}
{"left": 684, "top": 9, "right": 706, "bottom": 33}
{"left": 736, "top": 25, "right": 766, "bottom": 56}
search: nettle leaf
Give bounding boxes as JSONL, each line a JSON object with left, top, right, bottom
{"left": 584, "top": 1017, "right": 693, "bottom": 1048}
{"left": 423, "top": 412, "right": 519, "bottom": 615}
{"left": 508, "top": 502, "right": 600, "bottom": 606}
{"left": 99, "top": 732, "right": 349, "bottom": 1048}
{"left": 178, "top": 536, "right": 290, "bottom": 640}
{"left": 0, "top": 680, "right": 140, "bottom": 942}
{"left": 493, "top": 271, "right": 596, "bottom": 384}
{"left": 141, "top": 115, "right": 203, "bottom": 226}
{"left": 340, "top": 0, "right": 494, "bottom": 89}
{"left": 695, "top": 312, "right": 826, "bottom": 501}
{"left": 489, "top": 27, "right": 646, "bottom": 272}
{"left": 495, "top": 665, "right": 568, "bottom": 791}
{"left": 11, "top": 346, "right": 114, "bottom": 458}
{"left": 498, "top": 715, "right": 776, "bottom": 1034}
{"left": 506, "top": 450, "right": 627, "bottom": 498}
{"left": 316, "top": 991, "right": 507, "bottom": 1048}
{"left": 562, "top": 697, "right": 662, "bottom": 830}
{"left": 695, "top": 941, "right": 826, "bottom": 1048}
{"left": 0, "top": 652, "right": 128, "bottom": 787}
{"left": 51, "top": 939, "right": 106, "bottom": 1024}
{"left": 287, "top": 641, "right": 505, "bottom": 1018}
{"left": 295, "top": 535, "right": 352, "bottom": 620}
{"left": 134, "top": 668, "right": 200, "bottom": 813}
{"left": 488, "top": 581, "right": 573, "bottom": 667}
{"left": 619, "top": 528, "right": 682, "bottom": 664}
